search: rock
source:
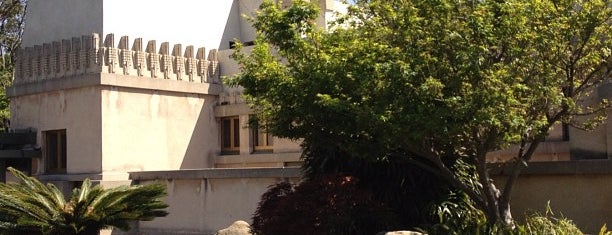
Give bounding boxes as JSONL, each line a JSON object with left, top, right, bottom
{"left": 215, "top": 220, "right": 251, "bottom": 235}
{"left": 376, "top": 231, "right": 426, "bottom": 235}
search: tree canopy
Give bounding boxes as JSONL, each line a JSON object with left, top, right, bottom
{"left": 0, "top": 0, "right": 27, "bottom": 130}
{"left": 232, "top": 0, "right": 611, "bottom": 226}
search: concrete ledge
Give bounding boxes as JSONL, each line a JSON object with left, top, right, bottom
{"left": 488, "top": 141, "right": 570, "bottom": 162}
{"left": 100, "top": 73, "right": 223, "bottom": 95}
{"left": 8, "top": 73, "right": 223, "bottom": 97}
{"left": 38, "top": 173, "right": 103, "bottom": 181}
{"left": 8, "top": 73, "right": 102, "bottom": 97}
{"left": 129, "top": 167, "right": 302, "bottom": 181}
{"left": 0, "top": 149, "right": 41, "bottom": 158}
{"left": 214, "top": 152, "right": 301, "bottom": 164}
{"left": 490, "top": 159, "right": 612, "bottom": 175}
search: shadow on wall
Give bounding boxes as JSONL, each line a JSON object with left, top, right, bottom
{"left": 181, "top": 96, "right": 218, "bottom": 169}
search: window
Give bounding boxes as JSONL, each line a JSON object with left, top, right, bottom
{"left": 253, "top": 121, "right": 273, "bottom": 152}
{"left": 221, "top": 116, "right": 240, "bottom": 154}
{"left": 45, "top": 129, "right": 66, "bottom": 174}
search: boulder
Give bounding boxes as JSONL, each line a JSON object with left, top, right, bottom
{"left": 377, "top": 231, "right": 426, "bottom": 235}
{"left": 215, "top": 220, "right": 251, "bottom": 235}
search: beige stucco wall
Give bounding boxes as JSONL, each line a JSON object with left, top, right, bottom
{"left": 10, "top": 85, "right": 103, "bottom": 174}
{"left": 132, "top": 168, "right": 301, "bottom": 235}
{"left": 139, "top": 178, "right": 277, "bottom": 234}
{"left": 133, "top": 168, "right": 610, "bottom": 235}
{"left": 495, "top": 173, "right": 612, "bottom": 233}
{"left": 100, "top": 84, "right": 218, "bottom": 174}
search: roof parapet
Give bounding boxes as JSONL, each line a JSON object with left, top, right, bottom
{"left": 13, "top": 33, "right": 220, "bottom": 85}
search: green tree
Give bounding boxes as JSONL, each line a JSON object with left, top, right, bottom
{"left": 0, "top": 0, "right": 27, "bottom": 130}
{"left": 0, "top": 167, "right": 168, "bottom": 235}
{"left": 232, "top": 0, "right": 611, "bottom": 227}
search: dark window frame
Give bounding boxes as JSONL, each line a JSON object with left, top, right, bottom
{"left": 221, "top": 116, "right": 240, "bottom": 154}
{"left": 44, "top": 129, "right": 67, "bottom": 174}
{"left": 252, "top": 120, "right": 273, "bottom": 153}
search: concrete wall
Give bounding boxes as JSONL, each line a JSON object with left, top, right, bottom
{"left": 10, "top": 84, "right": 103, "bottom": 174}
{"left": 8, "top": 74, "right": 225, "bottom": 177}
{"left": 22, "top": 0, "right": 104, "bottom": 47}
{"left": 130, "top": 167, "right": 301, "bottom": 235}
{"left": 567, "top": 83, "right": 612, "bottom": 160}
{"left": 492, "top": 160, "right": 612, "bottom": 234}
{"left": 131, "top": 164, "right": 611, "bottom": 234}
{"left": 505, "top": 174, "right": 611, "bottom": 233}
{"left": 101, "top": 84, "right": 218, "bottom": 173}
{"left": 12, "top": 22, "right": 226, "bottom": 178}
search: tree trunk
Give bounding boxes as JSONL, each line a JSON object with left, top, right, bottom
{"left": 481, "top": 178, "right": 516, "bottom": 228}
{"left": 499, "top": 201, "right": 514, "bottom": 228}
{"left": 481, "top": 186, "right": 516, "bottom": 229}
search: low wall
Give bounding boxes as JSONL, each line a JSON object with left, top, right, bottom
{"left": 492, "top": 160, "right": 612, "bottom": 233}
{"left": 129, "top": 167, "right": 301, "bottom": 235}
{"left": 128, "top": 161, "right": 611, "bottom": 234}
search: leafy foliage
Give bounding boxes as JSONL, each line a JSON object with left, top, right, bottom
{"left": 520, "top": 203, "right": 584, "bottom": 235}
{"left": 301, "top": 146, "right": 459, "bottom": 228}
{"left": 600, "top": 224, "right": 612, "bottom": 235}
{"left": 425, "top": 200, "right": 585, "bottom": 235}
{"left": 424, "top": 191, "right": 490, "bottom": 235}
{"left": 0, "top": 167, "right": 168, "bottom": 235}
{"left": 0, "top": 0, "right": 27, "bottom": 130}
{"left": 232, "top": 0, "right": 612, "bottom": 225}
{"left": 251, "top": 174, "right": 399, "bottom": 235}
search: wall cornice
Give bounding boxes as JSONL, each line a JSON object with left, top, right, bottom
{"left": 490, "top": 160, "right": 612, "bottom": 175}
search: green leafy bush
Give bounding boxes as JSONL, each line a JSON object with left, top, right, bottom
{"left": 521, "top": 203, "right": 583, "bottom": 235}
{"left": 424, "top": 192, "right": 488, "bottom": 235}
{"left": 425, "top": 200, "right": 586, "bottom": 235}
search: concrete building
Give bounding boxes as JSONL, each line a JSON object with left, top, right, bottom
{"left": 4, "top": 0, "right": 611, "bottom": 234}
{"left": 6, "top": 0, "right": 339, "bottom": 234}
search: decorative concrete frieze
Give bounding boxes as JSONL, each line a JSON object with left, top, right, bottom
{"left": 132, "top": 38, "right": 145, "bottom": 77}
{"left": 13, "top": 48, "right": 24, "bottom": 81}
{"left": 118, "top": 36, "right": 134, "bottom": 76}
{"left": 159, "top": 42, "right": 173, "bottom": 80}
{"left": 196, "top": 47, "right": 209, "bottom": 83}
{"left": 172, "top": 44, "right": 184, "bottom": 81}
{"left": 12, "top": 33, "right": 220, "bottom": 86}
{"left": 208, "top": 49, "right": 220, "bottom": 84}
{"left": 146, "top": 40, "right": 160, "bottom": 78}
{"left": 184, "top": 46, "right": 196, "bottom": 82}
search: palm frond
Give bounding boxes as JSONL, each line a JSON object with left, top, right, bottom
{"left": 0, "top": 167, "right": 169, "bottom": 235}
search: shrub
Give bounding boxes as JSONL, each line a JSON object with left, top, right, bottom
{"left": 302, "top": 149, "right": 454, "bottom": 228}
{"left": 423, "top": 191, "right": 517, "bottom": 235}
{"left": 251, "top": 174, "right": 400, "bottom": 235}
{"left": 521, "top": 203, "right": 583, "bottom": 235}
{"left": 425, "top": 200, "right": 586, "bottom": 235}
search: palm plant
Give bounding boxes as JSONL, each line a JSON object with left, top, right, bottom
{"left": 0, "top": 167, "right": 168, "bottom": 235}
